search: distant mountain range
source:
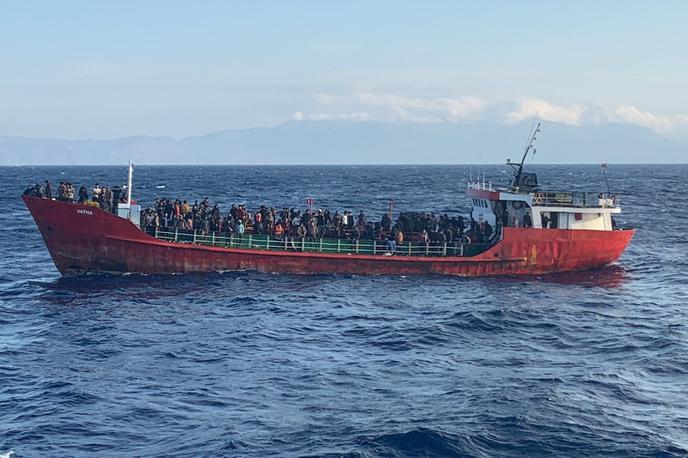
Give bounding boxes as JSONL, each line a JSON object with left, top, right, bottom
{"left": 1, "top": 121, "right": 686, "bottom": 165}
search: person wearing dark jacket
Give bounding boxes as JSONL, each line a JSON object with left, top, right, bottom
{"left": 523, "top": 211, "right": 533, "bottom": 228}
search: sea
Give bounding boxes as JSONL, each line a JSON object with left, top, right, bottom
{"left": 1, "top": 164, "right": 687, "bottom": 457}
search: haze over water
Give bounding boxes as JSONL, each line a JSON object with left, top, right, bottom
{"left": 1, "top": 164, "right": 687, "bottom": 456}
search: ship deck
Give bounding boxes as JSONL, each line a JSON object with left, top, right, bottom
{"left": 148, "top": 228, "right": 493, "bottom": 258}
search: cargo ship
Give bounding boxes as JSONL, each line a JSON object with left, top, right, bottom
{"left": 23, "top": 126, "right": 634, "bottom": 277}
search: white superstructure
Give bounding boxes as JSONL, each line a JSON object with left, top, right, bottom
{"left": 466, "top": 122, "right": 622, "bottom": 234}
{"left": 468, "top": 180, "right": 621, "bottom": 232}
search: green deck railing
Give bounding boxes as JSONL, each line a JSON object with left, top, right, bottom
{"left": 150, "top": 228, "right": 492, "bottom": 258}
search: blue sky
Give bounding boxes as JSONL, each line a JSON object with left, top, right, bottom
{"left": 1, "top": 1, "right": 686, "bottom": 139}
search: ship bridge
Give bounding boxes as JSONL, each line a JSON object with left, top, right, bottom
{"left": 467, "top": 181, "right": 621, "bottom": 231}
{"left": 466, "top": 121, "right": 623, "bottom": 232}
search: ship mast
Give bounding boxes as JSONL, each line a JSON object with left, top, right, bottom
{"left": 509, "top": 121, "right": 541, "bottom": 189}
{"left": 127, "top": 161, "right": 133, "bottom": 204}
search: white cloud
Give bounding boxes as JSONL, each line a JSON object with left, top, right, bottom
{"left": 304, "top": 112, "right": 373, "bottom": 121}
{"left": 297, "top": 91, "right": 688, "bottom": 138}
{"left": 355, "top": 92, "right": 487, "bottom": 122}
{"left": 507, "top": 99, "right": 584, "bottom": 125}
{"left": 610, "top": 104, "right": 688, "bottom": 135}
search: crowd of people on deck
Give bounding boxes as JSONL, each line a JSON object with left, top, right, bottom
{"left": 140, "top": 197, "right": 496, "bottom": 245}
{"left": 23, "top": 180, "right": 125, "bottom": 213}
{"left": 24, "top": 180, "right": 497, "bottom": 246}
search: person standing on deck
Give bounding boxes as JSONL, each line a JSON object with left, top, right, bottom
{"left": 386, "top": 231, "right": 396, "bottom": 254}
{"left": 78, "top": 186, "right": 88, "bottom": 204}
{"left": 541, "top": 212, "right": 551, "bottom": 229}
{"left": 274, "top": 222, "right": 284, "bottom": 238}
{"left": 112, "top": 185, "right": 122, "bottom": 210}
{"left": 395, "top": 226, "right": 404, "bottom": 246}
{"left": 483, "top": 221, "right": 493, "bottom": 242}
{"left": 307, "top": 218, "right": 318, "bottom": 240}
{"left": 523, "top": 210, "right": 533, "bottom": 228}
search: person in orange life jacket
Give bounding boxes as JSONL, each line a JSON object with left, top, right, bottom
{"left": 181, "top": 200, "right": 191, "bottom": 215}
{"left": 274, "top": 222, "right": 284, "bottom": 237}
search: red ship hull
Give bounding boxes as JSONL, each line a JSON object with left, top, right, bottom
{"left": 23, "top": 196, "right": 635, "bottom": 277}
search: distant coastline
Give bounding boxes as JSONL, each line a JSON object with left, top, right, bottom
{"left": 2, "top": 121, "right": 686, "bottom": 165}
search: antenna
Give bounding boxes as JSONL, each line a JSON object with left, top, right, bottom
{"left": 601, "top": 163, "right": 611, "bottom": 194}
{"left": 127, "top": 161, "right": 133, "bottom": 204}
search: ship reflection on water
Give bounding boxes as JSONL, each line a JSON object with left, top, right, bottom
{"left": 40, "top": 263, "right": 630, "bottom": 307}
{"left": 523, "top": 264, "right": 630, "bottom": 288}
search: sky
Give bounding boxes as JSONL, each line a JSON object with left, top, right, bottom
{"left": 1, "top": 1, "right": 687, "bottom": 140}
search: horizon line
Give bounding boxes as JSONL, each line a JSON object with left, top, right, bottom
{"left": 5, "top": 162, "right": 687, "bottom": 167}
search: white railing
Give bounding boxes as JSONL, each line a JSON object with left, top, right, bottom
{"left": 531, "top": 192, "right": 621, "bottom": 208}
{"left": 467, "top": 181, "right": 494, "bottom": 191}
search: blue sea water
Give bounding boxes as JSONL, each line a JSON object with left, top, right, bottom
{"left": 1, "top": 164, "right": 687, "bottom": 457}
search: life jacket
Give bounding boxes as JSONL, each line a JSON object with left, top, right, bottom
{"left": 274, "top": 224, "right": 284, "bottom": 236}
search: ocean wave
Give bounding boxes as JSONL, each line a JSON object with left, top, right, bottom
{"left": 2, "top": 164, "right": 686, "bottom": 456}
